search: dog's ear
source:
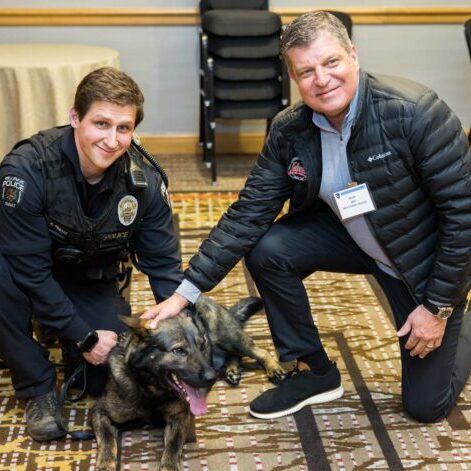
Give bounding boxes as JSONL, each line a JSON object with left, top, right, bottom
{"left": 119, "top": 315, "right": 155, "bottom": 336}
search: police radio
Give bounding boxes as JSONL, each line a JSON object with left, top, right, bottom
{"left": 125, "top": 136, "right": 147, "bottom": 191}
{"left": 127, "top": 152, "right": 148, "bottom": 191}
{"left": 131, "top": 134, "right": 169, "bottom": 186}
{"left": 126, "top": 135, "right": 169, "bottom": 191}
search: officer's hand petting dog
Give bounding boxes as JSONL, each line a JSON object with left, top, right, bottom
{"left": 397, "top": 305, "right": 447, "bottom": 359}
{"left": 80, "top": 330, "right": 118, "bottom": 365}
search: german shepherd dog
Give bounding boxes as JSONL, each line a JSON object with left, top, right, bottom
{"left": 92, "top": 295, "right": 284, "bottom": 471}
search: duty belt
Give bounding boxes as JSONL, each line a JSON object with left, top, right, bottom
{"left": 53, "top": 264, "right": 120, "bottom": 281}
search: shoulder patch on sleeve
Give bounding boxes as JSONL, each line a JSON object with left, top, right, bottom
{"left": 1, "top": 175, "right": 27, "bottom": 212}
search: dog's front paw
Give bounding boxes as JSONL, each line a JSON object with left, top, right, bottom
{"left": 267, "top": 365, "right": 286, "bottom": 384}
{"left": 225, "top": 366, "right": 242, "bottom": 386}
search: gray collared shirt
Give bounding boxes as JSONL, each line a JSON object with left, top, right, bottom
{"left": 178, "top": 80, "right": 399, "bottom": 303}
{"left": 313, "top": 81, "right": 398, "bottom": 278}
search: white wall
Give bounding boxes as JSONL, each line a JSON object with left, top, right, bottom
{"left": 0, "top": 2, "right": 469, "bottom": 134}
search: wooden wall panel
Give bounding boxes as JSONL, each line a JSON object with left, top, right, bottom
{"left": 0, "top": 7, "right": 470, "bottom": 26}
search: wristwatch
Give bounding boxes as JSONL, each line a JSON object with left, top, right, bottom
{"left": 423, "top": 301, "right": 454, "bottom": 320}
{"left": 77, "top": 330, "right": 99, "bottom": 352}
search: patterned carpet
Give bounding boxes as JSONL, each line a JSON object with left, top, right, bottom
{"left": 0, "top": 155, "right": 470, "bottom": 470}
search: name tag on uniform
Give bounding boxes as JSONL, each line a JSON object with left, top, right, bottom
{"left": 333, "top": 183, "right": 376, "bottom": 221}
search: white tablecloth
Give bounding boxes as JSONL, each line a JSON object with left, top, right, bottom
{"left": 0, "top": 43, "right": 120, "bottom": 159}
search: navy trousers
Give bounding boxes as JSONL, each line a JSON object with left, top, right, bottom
{"left": 0, "top": 255, "right": 130, "bottom": 399}
{"left": 245, "top": 203, "right": 471, "bottom": 423}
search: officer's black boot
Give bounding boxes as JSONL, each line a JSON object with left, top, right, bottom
{"left": 25, "top": 390, "right": 67, "bottom": 441}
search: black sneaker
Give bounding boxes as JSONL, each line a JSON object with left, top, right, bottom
{"left": 25, "top": 391, "right": 67, "bottom": 441}
{"left": 249, "top": 362, "right": 343, "bottom": 419}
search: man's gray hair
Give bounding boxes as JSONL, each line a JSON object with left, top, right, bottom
{"left": 281, "top": 11, "right": 352, "bottom": 68}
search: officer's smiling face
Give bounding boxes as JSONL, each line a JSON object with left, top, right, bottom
{"left": 70, "top": 100, "right": 137, "bottom": 184}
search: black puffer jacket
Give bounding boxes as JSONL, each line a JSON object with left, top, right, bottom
{"left": 186, "top": 70, "right": 471, "bottom": 306}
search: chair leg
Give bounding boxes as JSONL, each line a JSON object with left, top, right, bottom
{"left": 199, "top": 29, "right": 207, "bottom": 149}
{"left": 202, "top": 94, "right": 213, "bottom": 168}
{"left": 206, "top": 57, "right": 217, "bottom": 184}
{"left": 210, "top": 138, "right": 217, "bottom": 186}
{"left": 281, "top": 56, "right": 290, "bottom": 110}
{"left": 199, "top": 90, "right": 205, "bottom": 148}
{"left": 208, "top": 101, "right": 217, "bottom": 184}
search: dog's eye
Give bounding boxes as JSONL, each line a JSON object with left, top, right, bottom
{"left": 172, "top": 347, "right": 187, "bottom": 357}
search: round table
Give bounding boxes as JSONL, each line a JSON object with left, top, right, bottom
{"left": 0, "top": 44, "right": 120, "bottom": 160}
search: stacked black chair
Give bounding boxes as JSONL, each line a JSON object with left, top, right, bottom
{"left": 328, "top": 10, "right": 353, "bottom": 38}
{"left": 199, "top": 0, "right": 290, "bottom": 184}
{"left": 465, "top": 19, "right": 471, "bottom": 144}
{"left": 465, "top": 18, "right": 471, "bottom": 62}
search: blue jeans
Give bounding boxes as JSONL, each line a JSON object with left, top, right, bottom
{"left": 246, "top": 203, "right": 471, "bottom": 423}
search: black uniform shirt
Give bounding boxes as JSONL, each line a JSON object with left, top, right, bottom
{"left": 0, "top": 126, "right": 183, "bottom": 342}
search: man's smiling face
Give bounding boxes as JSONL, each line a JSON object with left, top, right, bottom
{"left": 70, "top": 100, "right": 137, "bottom": 183}
{"left": 287, "top": 30, "right": 359, "bottom": 130}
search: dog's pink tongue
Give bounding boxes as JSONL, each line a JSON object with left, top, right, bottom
{"left": 181, "top": 381, "right": 208, "bottom": 416}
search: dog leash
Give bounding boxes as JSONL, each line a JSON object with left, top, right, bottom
{"left": 57, "top": 361, "right": 95, "bottom": 440}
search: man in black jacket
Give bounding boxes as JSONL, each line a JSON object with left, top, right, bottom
{"left": 142, "top": 11, "right": 471, "bottom": 423}
{"left": 0, "top": 67, "right": 182, "bottom": 440}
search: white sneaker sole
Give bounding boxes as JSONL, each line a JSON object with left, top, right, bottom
{"left": 249, "top": 385, "right": 344, "bottom": 420}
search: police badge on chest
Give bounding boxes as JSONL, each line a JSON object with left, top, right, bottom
{"left": 118, "top": 195, "right": 138, "bottom": 226}
{"left": 1, "top": 175, "right": 27, "bottom": 212}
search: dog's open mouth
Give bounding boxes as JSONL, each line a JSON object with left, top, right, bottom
{"left": 170, "top": 373, "right": 208, "bottom": 416}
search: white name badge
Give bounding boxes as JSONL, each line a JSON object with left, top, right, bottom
{"left": 333, "top": 183, "right": 376, "bottom": 221}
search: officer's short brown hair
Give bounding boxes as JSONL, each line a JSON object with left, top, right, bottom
{"left": 73, "top": 67, "right": 144, "bottom": 126}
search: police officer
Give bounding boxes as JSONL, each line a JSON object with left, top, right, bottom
{"left": 0, "top": 67, "right": 183, "bottom": 441}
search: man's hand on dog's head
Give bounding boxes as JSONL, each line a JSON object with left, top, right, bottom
{"left": 82, "top": 330, "right": 118, "bottom": 365}
{"left": 140, "top": 292, "right": 190, "bottom": 329}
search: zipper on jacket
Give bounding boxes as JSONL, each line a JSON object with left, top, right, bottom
{"left": 364, "top": 212, "right": 419, "bottom": 304}
{"left": 338, "top": 71, "right": 419, "bottom": 304}
{"left": 344, "top": 143, "right": 420, "bottom": 305}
